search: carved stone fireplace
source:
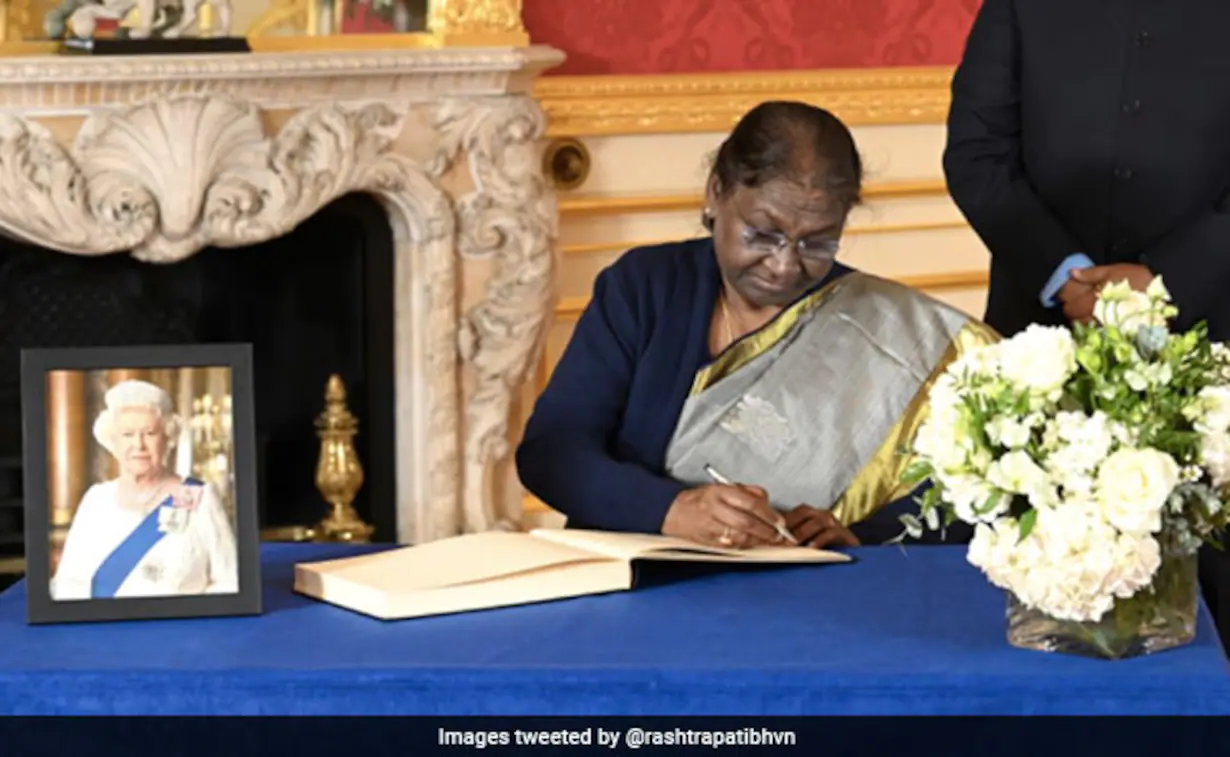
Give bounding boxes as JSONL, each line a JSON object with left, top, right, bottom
{"left": 0, "top": 45, "right": 564, "bottom": 560}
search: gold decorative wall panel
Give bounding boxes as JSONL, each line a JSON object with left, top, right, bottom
{"left": 534, "top": 67, "right": 954, "bottom": 137}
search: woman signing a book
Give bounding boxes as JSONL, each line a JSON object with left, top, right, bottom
{"left": 517, "top": 101, "right": 997, "bottom": 550}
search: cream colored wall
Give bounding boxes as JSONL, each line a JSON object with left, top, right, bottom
{"left": 523, "top": 118, "right": 989, "bottom": 526}
{"left": 232, "top": 2, "right": 270, "bottom": 33}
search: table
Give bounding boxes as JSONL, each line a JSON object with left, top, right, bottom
{"left": 1, "top": 543, "right": 1229, "bottom": 716}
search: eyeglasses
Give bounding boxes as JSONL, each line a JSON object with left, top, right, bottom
{"left": 738, "top": 224, "right": 840, "bottom": 262}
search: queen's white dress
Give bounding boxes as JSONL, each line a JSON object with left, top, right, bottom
{"left": 50, "top": 477, "right": 238, "bottom": 600}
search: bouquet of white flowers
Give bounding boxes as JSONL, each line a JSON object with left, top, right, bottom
{"left": 900, "top": 278, "right": 1230, "bottom": 658}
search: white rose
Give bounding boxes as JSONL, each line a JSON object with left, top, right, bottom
{"left": 1200, "top": 431, "right": 1230, "bottom": 487}
{"left": 1190, "top": 386, "right": 1230, "bottom": 434}
{"left": 994, "top": 325, "right": 1077, "bottom": 398}
{"left": 1095, "top": 448, "right": 1179, "bottom": 535}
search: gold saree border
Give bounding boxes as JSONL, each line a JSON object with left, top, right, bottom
{"left": 689, "top": 279, "right": 845, "bottom": 397}
{"left": 831, "top": 320, "right": 1001, "bottom": 526}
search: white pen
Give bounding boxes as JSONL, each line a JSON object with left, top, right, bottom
{"left": 703, "top": 463, "right": 799, "bottom": 545}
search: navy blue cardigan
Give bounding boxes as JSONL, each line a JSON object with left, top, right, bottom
{"left": 515, "top": 238, "right": 855, "bottom": 534}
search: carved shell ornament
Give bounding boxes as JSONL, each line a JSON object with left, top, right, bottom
{"left": 0, "top": 95, "right": 444, "bottom": 264}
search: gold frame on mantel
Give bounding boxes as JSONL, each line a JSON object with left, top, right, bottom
{"left": 0, "top": 0, "right": 528, "bottom": 54}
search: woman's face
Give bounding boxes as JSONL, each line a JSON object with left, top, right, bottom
{"left": 113, "top": 407, "right": 166, "bottom": 479}
{"left": 708, "top": 176, "right": 849, "bottom": 309}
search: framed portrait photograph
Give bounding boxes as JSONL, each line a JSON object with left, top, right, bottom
{"left": 19, "top": 344, "right": 260, "bottom": 624}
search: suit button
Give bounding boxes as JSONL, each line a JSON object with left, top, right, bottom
{"left": 1115, "top": 167, "right": 1134, "bottom": 180}
{"left": 1137, "top": 31, "right": 1150, "bottom": 46}
{"left": 1122, "top": 99, "right": 1141, "bottom": 114}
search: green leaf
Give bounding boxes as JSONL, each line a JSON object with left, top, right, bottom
{"left": 899, "top": 460, "right": 933, "bottom": 486}
{"left": 1017, "top": 507, "right": 1038, "bottom": 543}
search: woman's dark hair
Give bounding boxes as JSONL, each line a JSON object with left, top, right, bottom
{"left": 703, "top": 101, "right": 864, "bottom": 230}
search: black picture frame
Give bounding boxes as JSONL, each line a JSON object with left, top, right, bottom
{"left": 20, "top": 344, "right": 261, "bottom": 624}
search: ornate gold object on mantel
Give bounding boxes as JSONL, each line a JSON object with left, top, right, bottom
{"left": 314, "top": 374, "right": 374, "bottom": 543}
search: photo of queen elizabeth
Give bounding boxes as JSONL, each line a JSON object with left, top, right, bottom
{"left": 50, "top": 378, "right": 238, "bottom": 601}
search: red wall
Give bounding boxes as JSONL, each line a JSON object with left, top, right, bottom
{"left": 523, "top": 0, "right": 982, "bottom": 76}
{"left": 341, "top": 0, "right": 982, "bottom": 77}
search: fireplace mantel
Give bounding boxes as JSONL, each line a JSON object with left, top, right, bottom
{"left": 0, "top": 45, "right": 564, "bottom": 545}
{"left": 0, "top": 47, "right": 558, "bottom": 111}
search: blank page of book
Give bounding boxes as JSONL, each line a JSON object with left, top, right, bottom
{"left": 296, "top": 531, "right": 605, "bottom": 592}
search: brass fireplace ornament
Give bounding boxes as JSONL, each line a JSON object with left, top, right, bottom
{"left": 542, "top": 137, "right": 590, "bottom": 191}
{"left": 314, "top": 374, "right": 374, "bottom": 542}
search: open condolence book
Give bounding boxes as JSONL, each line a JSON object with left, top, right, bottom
{"left": 294, "top": 528, "right": 851, "bottom": 620}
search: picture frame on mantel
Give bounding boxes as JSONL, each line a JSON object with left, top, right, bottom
{"left": 20, "top": 344, "right": 261, "bottom": 625}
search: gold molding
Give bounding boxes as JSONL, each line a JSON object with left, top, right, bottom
{"left": 429, "top": 0, "right": 527, "bottom": 46}
{"left": 534, "top": 66, "right": 954, "bottom": 138}
{"left": 558, "top": 179, "right": 947, "bottom": 217}
{"left": 560, "top": 220, "right": 967, "bottom": 258}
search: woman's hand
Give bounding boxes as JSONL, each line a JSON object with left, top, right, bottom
{"left": 662, "top": 484, "right": 788, "bottom": 549}
{"left": 785, "top": 505, "right": 860, "bottom": 548}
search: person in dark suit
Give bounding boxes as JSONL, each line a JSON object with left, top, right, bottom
{"left": 944, "top": 0, "right": 1230, "bottom": 645}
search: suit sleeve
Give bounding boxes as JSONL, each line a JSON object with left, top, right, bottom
{"left": 1144, "top": 194, "right": 1230, "bottom": 331}
{"left": 943, "top": 0, "right": 1086, "bottom": 299}
{"left": 515, "top": 265, "right": 686, "bottom": 534}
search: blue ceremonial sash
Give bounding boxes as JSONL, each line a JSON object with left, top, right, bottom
{"left": 90, "top": 478, "right": 204, "bottom": 598}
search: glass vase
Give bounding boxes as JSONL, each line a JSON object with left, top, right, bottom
{"left": 1005, "top": 552, "right": 1199, "bottom": 660}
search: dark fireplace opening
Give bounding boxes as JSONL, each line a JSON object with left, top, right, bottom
{"left": 0, "top": 192, "right": 397, "bottom": 579}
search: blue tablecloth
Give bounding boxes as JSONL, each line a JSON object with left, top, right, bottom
{"left": 1, "top": 542, "right": 1229, "bottom": 716}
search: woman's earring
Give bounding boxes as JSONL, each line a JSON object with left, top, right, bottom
{"left": 702, "top": 207, "right": 714, "bottom": 228}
